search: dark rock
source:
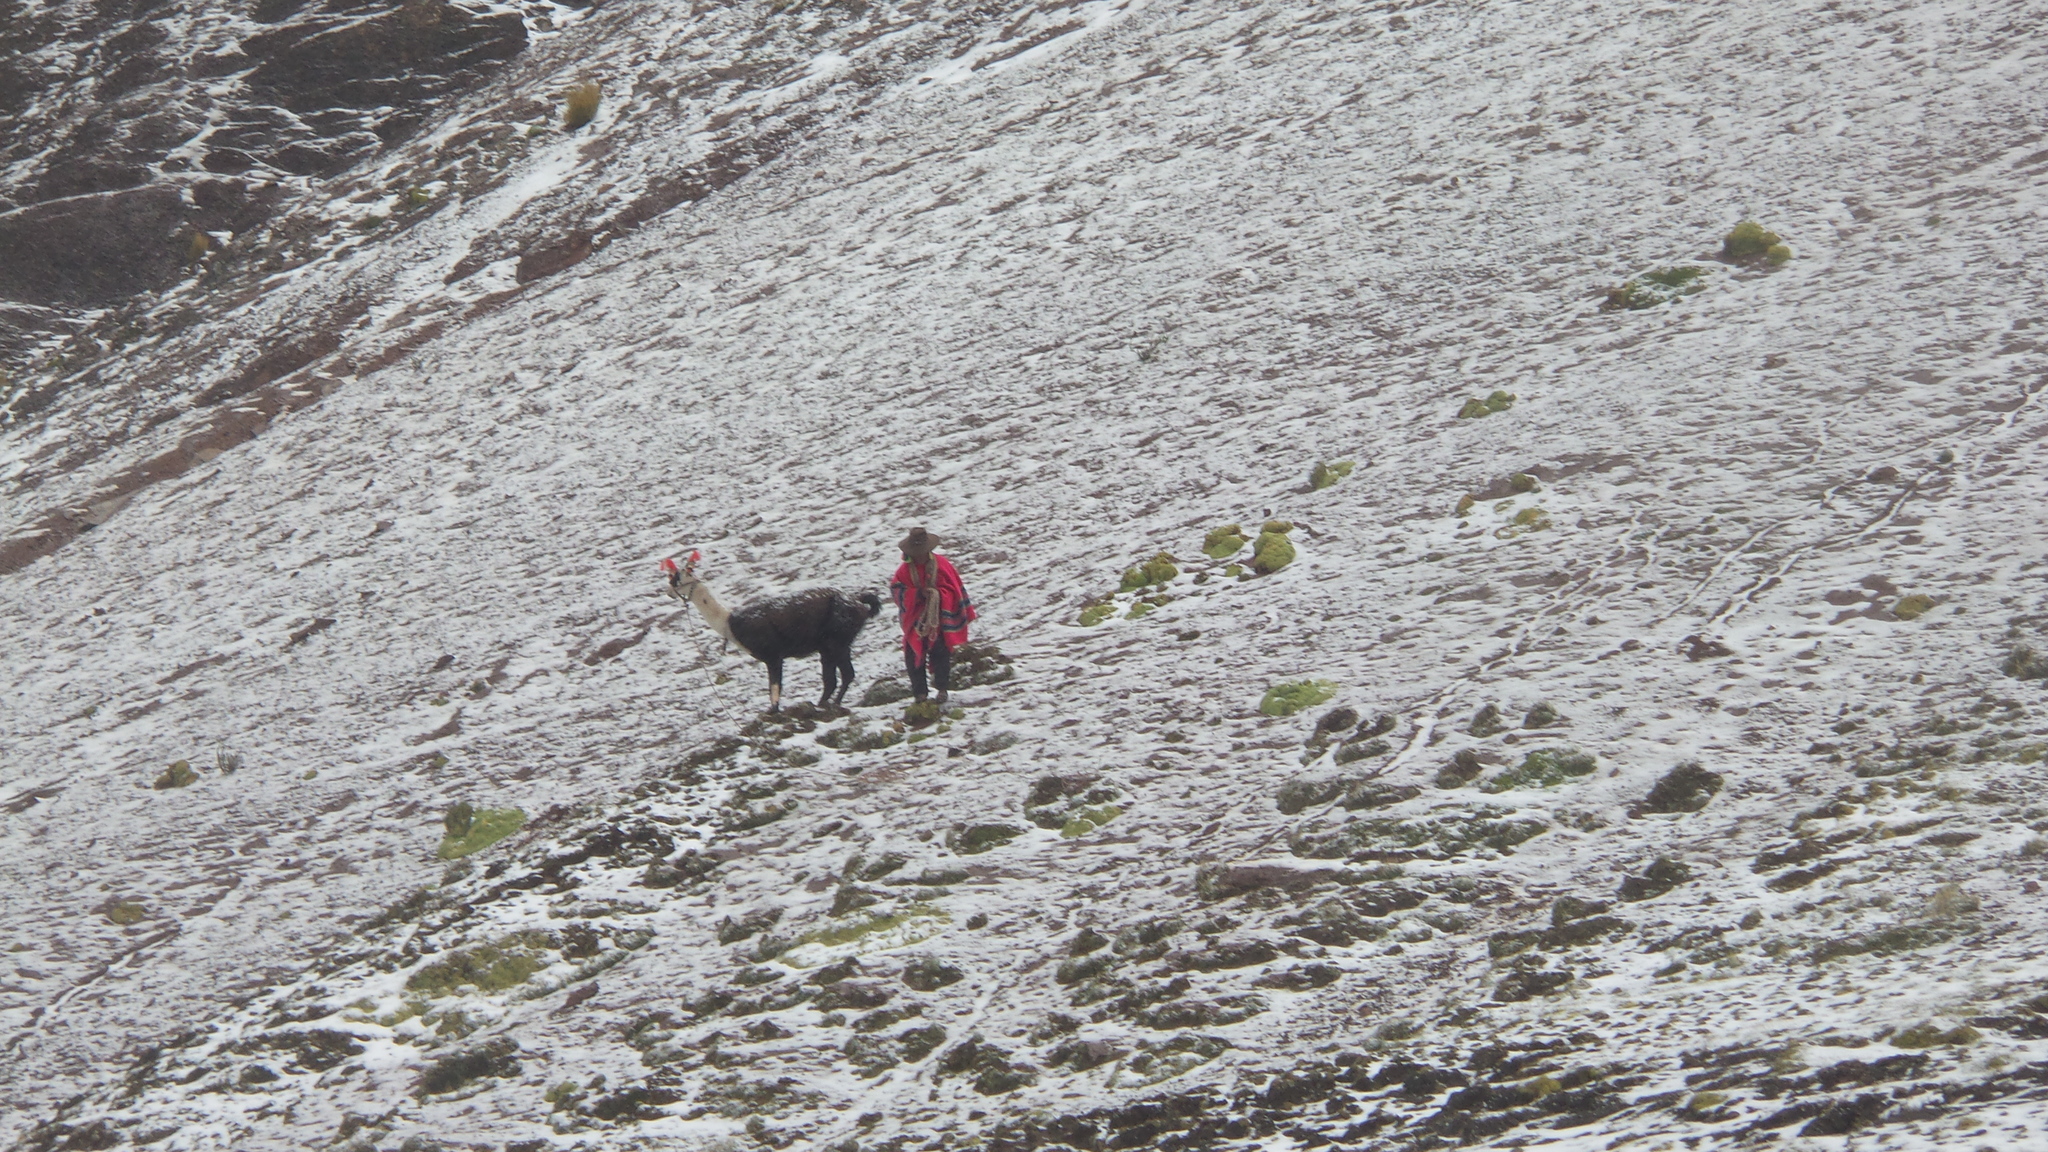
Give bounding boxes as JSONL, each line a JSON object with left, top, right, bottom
{"left": 1252, "top": 963, "right": 1342, "bottom": 990}
{"left": 1752, "top": 839, "right": 1828, "bottom": 873}
{"left": 1639, "top": 761, "right": 1723, "bottom": 814}
{"left": 1492, "top": 970, "right": 1572, "bottom": 1002}
{"left": 414, "top": 1036, "right": 519, "bottom": 1097}
{"left": 1314, "top": 707, "right": 1360, "bottom": 736}
{"left": 1618, "top": 857, "right": 1693, "bottom": 902}
{"left": 814, "top": 981, "right": 893, "bottom": 1011}
{"left": 1551, "top": 896, "right": 1611, "bottom": 926}
{"left": 1681, "top": 635, "right": 1735, "bottom": 661}
{"left": 900, "top": 956, "right": 964, "bottom": 992}
{"left": 1170, "top": 938, "right": 1279, "bottom": 972}
{"left": 1797, "top": 1093, "right": 1889, "bottom": 1136}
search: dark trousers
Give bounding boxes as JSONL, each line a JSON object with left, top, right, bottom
{"left": 906, "top": 640, "right": 951, "bottom": 699}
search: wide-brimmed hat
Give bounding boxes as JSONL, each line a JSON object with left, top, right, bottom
{"left": 899, "top": 527, "right": 938, "bottom": 557}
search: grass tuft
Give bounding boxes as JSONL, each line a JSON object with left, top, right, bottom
{"left": 438, "top": 806, "right": 526, "bottom": 858}
{"left": 1203, "top": 524, "right": 1248, "bottom": 559}
{"left": 1480, "top": 747, "right": 1597, "bottom": 792}
{"left": 1722, "top": 220, "right": 1785, "bottom": 261}
{"left": 1309, "top": 460, "right": 1355, "bottom": 490}
{"left": 563, "top": 82, "right": 601, "bottom": 129}
{"left": 1604, "top": 265, "right": 1707, "bottom": 310}
{"left": 1252, "top": 522, "right": 1295, "bottom": 574}
{"left": 1260, "top": 679, "right": 1337, "bottom": 717}
{"left": 1892, "top": 593, "right": 1937, "bottom": 620}
{"left": 153, "top": 760, "right": 196, "bottom": 790}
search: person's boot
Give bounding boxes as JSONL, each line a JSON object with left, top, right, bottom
{"left": 935, "top": 690, "right": 949, "bottom": 708}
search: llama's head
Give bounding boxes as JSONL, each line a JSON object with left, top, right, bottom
{"left": 661, "top": 551, "right": 705, "bottom": 601}
{"left": 857, "top": 590, "right": 883, "bottom": 618}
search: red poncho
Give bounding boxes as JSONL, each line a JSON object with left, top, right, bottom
{"left": 891, "top": 555, "right": 975, "bottom": 660}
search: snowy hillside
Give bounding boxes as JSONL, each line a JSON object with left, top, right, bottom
{"left": 5, "top": 0, "right": 2048, "bottom": 1149}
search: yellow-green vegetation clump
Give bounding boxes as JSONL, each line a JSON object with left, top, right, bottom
{"left": 1078, "top": 603, "right": 1115, "bottom": 627}
{"left": 1893, "top": 593, "right": 1937, "bottom": 620}
{"left": 1494, "top": 505, "right": 1552, "bottom": 539}
{"left": 1060, "top": 804, "right": 1122, "bottom": 838}
{"left": 438, "top": 802, "right": 527, "bottom": 859}
{"left": 1455, "top": 495, "right": 1475, "bottom": 517}
{"left": 105, "top": 901, "right": 148, "bottom": 925}
{"left": 407, "top": 931, "right": 557, "bottom": 996}
{"left": 1722, "top": 221, "right": 1791, "bottom": 263}
{"left": 1480, "top": 747, "right": 1597, "bottom": 792}
{"left": 1457, "top": 390, "right": 1517, "bottom": 419}
{"left": 1890, "top": 1021, "right": 1981, "bottom": 1048}
{"left": 153, "top": 760, "right": 197, "bottom": 790}
{"left": 1252, "top": 521, "right": 1295, "bottom": 574}
{"left": 1119, "top": 552, "right": 1179, "bottom": 592}
{"left": 1203, "top": 524, "right": 1249, "bottom": 559}
{"left": 563, "top": 81, "right": 601, "bottom": 129}
{"left": 1603, "top": 266, "right": 1707, "bottom": 311}
{"left": 1309, "top": 460, "right": 1355, "bottom": 490}
{"left": 1260, "top": 679, "right": 1338, "bottom": 717}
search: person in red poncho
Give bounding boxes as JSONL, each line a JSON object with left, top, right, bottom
{"left": 889, "top": 527, "right": 976, "bottom": 706}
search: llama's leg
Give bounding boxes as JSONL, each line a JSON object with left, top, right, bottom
{"left": 833, "top": 650, "right": 856, "bottom": 708}
{"left": 766, "top": 656, "right": 784, "bottom": 713}
{"left": 818, "top": 649, "right": 839, "bottom": 707}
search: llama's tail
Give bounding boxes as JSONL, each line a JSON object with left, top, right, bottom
{"left": 858, "top": 590, "right": 883, "bottom": 617}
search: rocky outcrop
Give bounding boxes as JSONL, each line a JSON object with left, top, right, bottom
{"left": 0, "top": 0, "right": 531, "bottom": 311}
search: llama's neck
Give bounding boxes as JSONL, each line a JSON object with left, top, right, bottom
{"left": 684, "top": 579, "right": 738, "bottom": 647}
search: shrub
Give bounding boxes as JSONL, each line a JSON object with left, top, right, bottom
{"left": 1456, "top": 391, "right": 1516, "bottom": 418}
{"left": 1203, "top": 524, "right": 1248, "bottom": 558}
{"left": 438, "top": 806, "right": 526, "bottom": 859}
{"left": 563, "top": 82, "right": 601, "bottom": 130}
{"left": 1603, "top": 265, "right": 1707, "bottom": 310}
{"left": 1309, "top": 460, "right": 1355, "bottom": 490}
{"left": 1480, "top": 747, "right": 1597, "bottom": 792}
{"left": 1766, "top": 243, "right": 1791, "bottom": 264}
{"left": 1722, "top": 220, "right": 1783, "bottom": 260}
{"left": 949, "top": 825, "right": 1021, "bottom": 855}
{"left": 859, "top": 677, "right": 912, "bottom": 706}
{"left": 1455, "top": 494, "right": 1475, "bottom": 517}
{"left": 2003, "top": 643, "right": 2048, "bottom": 680}
{"left": 153, "top": 760, "right": 196, "bottom": 790}
{"left": 1617, "top": 857, "right": 1692, "bottom": 902}
{"left": 1640, "top": 761, "right": 1723, "bottom": 814}
{"left": 407, "top": 932, "right": 556, "bottom": 996}
{"left": 1891, "top": 1021, "right": 1980, "bottom": 1048}
{"left": 1892, "top": 593, "right": 1936, "bottom": 620}
{"left": 106, "top": 901, "right": 148, "bottom": 925}
{"left": 1060, "top": 804, "right": 1121, "bottom": 838}
{"left": 1141, "top": 552, "right": 1178, "bottom": 585}
{"left": 1252, "top": 522, "right": 1295, "bottom": 574}
{"left": 1078, "top": 603, "right": 1114, "bottom": 627}
{"left": 1261, "top": 679, "right": 1337, "bottom": 717}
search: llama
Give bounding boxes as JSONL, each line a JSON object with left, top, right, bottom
{"left": 663, "top": 553, "right": 882, "bottom": 712}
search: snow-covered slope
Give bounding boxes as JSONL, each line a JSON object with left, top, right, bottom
{"left": 5, "top": 0, "right": 2048, "bottom": 1149}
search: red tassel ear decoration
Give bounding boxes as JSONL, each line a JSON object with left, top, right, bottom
{"left": 661, "top": 557, "right": 680, "bottom": 575}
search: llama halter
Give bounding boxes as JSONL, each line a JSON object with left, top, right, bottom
{"left": 661, "top": 550, "right": 704, "bottom": 599}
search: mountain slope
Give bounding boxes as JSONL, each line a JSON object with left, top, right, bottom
{"left": 4, "top": 0, "right": 2048, "bottom": 1149}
